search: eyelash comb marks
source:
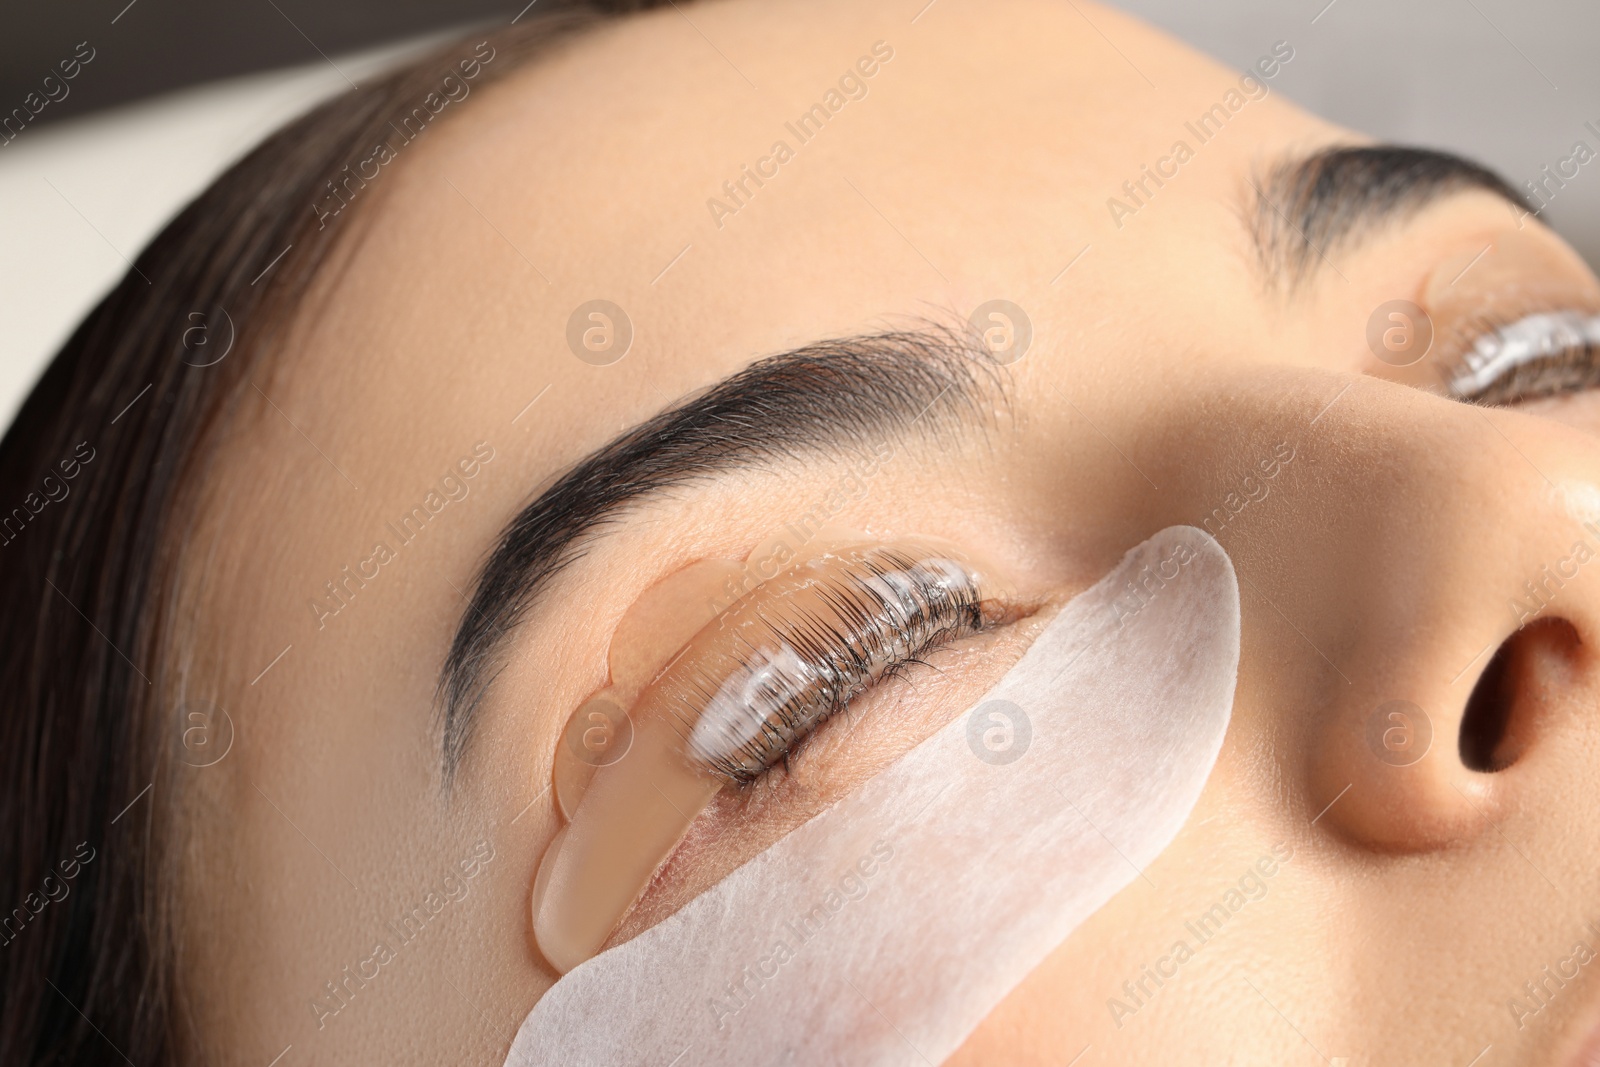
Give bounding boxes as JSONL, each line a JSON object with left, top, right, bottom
{"left": 533, "top": 540, "right": 995, "bottom": 975}
{"left": 679, "top": 548, "right": 987, "bottom": 786}
{"left": 1448, "top": 310, "right": 1600, "bottom": 405}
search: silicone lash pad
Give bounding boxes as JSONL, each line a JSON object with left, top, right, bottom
{"left": 533, "top": 538, "right": 994, "bottom": 974}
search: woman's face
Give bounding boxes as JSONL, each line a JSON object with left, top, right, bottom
{"left": 175, "top": 0, "right": 1600, "bottom": 1063}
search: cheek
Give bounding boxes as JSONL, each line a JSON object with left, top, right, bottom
{"left": 947, "top": 785, "right": 1305, "bottom": 1064}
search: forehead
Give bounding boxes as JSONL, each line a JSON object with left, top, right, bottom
{"left": 285, "top": 0, "right": 1328, "bottom": 438}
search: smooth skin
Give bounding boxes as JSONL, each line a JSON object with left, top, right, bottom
{"left": 168, "top": 1, "right": 1600, "bottom": 1063}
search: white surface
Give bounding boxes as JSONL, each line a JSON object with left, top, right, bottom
{"left": 1116, "top": 0, "right": 1600, "bottom": 264}
{"left": 508, "top": 527, "right": 1240, "bottom": 1066}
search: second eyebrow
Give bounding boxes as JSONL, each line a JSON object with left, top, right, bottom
{"left": 1252, "top": 145, "right": 1523, "bottom": 288}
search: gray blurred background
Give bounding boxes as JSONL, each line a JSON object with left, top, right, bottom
{"left": 1120, "top": 0, "right": 1600, "bottom": 264}
{"left": 1, "top": 0, "right": 1596, "bottom": 426}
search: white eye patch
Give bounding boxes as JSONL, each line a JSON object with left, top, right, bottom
{"left": 505, "top": 526, "right": 1240, "bottom": 1066}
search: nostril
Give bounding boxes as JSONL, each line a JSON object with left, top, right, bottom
{"left": 1459, "top": 641, "right": 1514, "bottom": 772}
{"left": 1459, "top": 618, "right": 1581, "bottom": 772}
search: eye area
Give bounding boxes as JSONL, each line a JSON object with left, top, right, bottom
{"left": 725, "top": 590, "right": 1024, "bottom": 795}
{"left": 667, "top": 546, "right": 1006, "bottom": 788}
{"left": 604, "top": 596, "right": 1047, "bottom": 953}
{"left": 548, "top": 539, "right": 1025, "bottom": 821}
{"left": 533, "top": 540, "right": 1032, "bottom": 972}
{"left": 1447, "top": 310, "right": 1600, "bottom": 407}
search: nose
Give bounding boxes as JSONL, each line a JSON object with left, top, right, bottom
{"left": 1139, "top": 371, "right": 1600, "bottom": 853}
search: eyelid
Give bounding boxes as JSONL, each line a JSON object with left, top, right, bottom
{"left": 533, "top": 540, "right": 1005, "bottom": 973}
{"left": 558, "top": 542, "right": 1001, "bottom": 801}
{"left": 1445, "top": 309, "right": 1600, "bottom": 405}
{"left": 677, "top": 548, "right": 990, "bottom": 786}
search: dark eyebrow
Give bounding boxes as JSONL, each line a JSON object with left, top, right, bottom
{"left": 1251, "top": 144, "right": 1523, "bottom": 288}
{"left": 437, "top": 326, "right": 1003, "bottom": 778}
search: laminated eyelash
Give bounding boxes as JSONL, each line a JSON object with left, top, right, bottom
{"left": 668, "top": 549, "right": 988, "bottom": 787}
{"left": 1448, "top": 310, "right": 1600, "bottom": 405}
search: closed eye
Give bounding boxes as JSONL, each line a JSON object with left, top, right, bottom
{"left": 666, "top": 545, "right": 1005, "bottom": 788}
{"left": 1447, "top": 310, "right": 1600, "bottom": 406}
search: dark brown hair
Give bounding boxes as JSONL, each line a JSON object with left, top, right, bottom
{"left": 0, "top": 4, "right": 666, "bottom": 1061}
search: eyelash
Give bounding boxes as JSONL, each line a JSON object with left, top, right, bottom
{"left": 674, "top": 549, "right": 992, "bottom": 788}
{"left": 1447, "top": 310, "right": 1600, "bottom": 406}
